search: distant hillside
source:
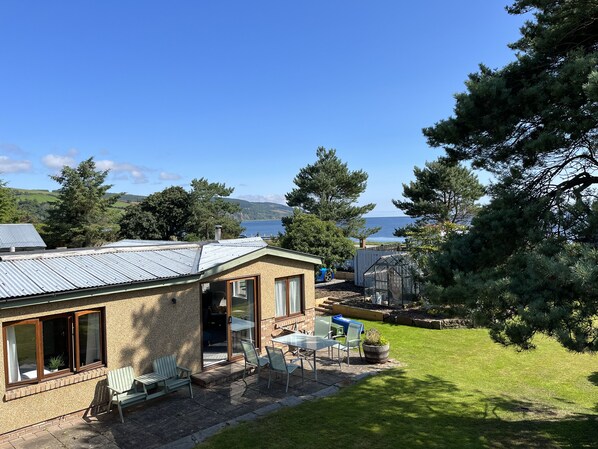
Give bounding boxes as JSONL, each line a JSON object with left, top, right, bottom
{"left": 223, "top": 198, "right": 293, "bottom": 220}
{"left": 10, "top": 188, "right": 293, "bottom": 221}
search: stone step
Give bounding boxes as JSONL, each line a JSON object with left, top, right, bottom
{"left": 191, "top": 362, "right": 247, "bottom": 388}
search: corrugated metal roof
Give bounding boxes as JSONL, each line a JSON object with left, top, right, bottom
{"left": 0, "top": 244, "right": 201, "bottom": 301}
{"left": 103, "top": 239, "right": 192, "bottom": 248}
{"left": 0, "top": 224, "right": 46, "bottom": 250}
{"left": 198, "top": 239, "right": 267, "bottom": 273}
{"left": 0, "top": 237, "right": 320, "bottom": 303}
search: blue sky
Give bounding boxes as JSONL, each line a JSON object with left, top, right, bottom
{"left": 0, "top": 1, "right": 526, "bottom": 216}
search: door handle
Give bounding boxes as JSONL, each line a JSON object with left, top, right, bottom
{"left": 228, "top": 316, "right": 232, "bottom": 324}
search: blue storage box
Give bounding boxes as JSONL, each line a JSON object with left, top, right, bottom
{"left": 332, "top": 314, "right": 364, "bottom": 334}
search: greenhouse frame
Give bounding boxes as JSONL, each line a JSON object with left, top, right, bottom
{"left": 363, "top": 253, "right": 420, "bottom": 307}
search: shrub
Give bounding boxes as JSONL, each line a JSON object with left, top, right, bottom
{"left": 363, "top": 328, "right": 389, "bottom": 346}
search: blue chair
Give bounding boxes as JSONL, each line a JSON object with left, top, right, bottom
{"left": 266, "top": 346, "right": 304, "bottom": 392}
{"left": 241, "top": 339, "right": 269, "bottom": 383}
{"left": 335, "top": 322, "right": 363, "bottom": 365}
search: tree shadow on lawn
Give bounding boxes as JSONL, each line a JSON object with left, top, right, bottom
{"left": 591, "top": 372, "right": 598, "bottom": 414}
{"left": 299, "top": 369, "right": 598, "bottom": 449}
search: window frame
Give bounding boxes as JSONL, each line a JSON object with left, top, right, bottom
{"left": 274, "top": 275, "right": 304, "bottom": 319}
{"left": 3, "top": 309, "right": 106, "bottom": 389}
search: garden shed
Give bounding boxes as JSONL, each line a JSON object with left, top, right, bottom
{"left": 363, "top": 254, "right": 420, "bottom": 307}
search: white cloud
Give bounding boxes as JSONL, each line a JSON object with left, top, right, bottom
{"left": 159, "top": 171, "right": 182, "bottom": 181}
{"left": 0, "top": 156, "right": 31, "bottom": 173}
{"left": 237, "top": 194, "right": 287, "bottom": 205}
{"left": 42, "top": 153, "right": 76, "bottom": 170}
{"left": 96, "top": 159, "right": 149, "bottom": 184}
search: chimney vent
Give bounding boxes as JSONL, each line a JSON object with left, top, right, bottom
{"left": 214, "top": 225, "right": 222, "bottom": 241}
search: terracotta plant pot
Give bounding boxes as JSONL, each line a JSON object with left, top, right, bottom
{"left": 362, "top": 343, "right": 390, "bottom": 363}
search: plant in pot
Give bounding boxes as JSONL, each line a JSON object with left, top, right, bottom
{"left": 48, "top": 355, "right": 64, "bottom": 372}
{"left": 362, "top": 328, "right": 390, "bottom": 363}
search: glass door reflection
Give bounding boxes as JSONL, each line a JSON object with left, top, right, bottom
{"left": 228, "top": 278, "right": 256, "bottom": 359}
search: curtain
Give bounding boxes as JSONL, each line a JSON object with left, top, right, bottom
{"left": 289, "top": 277, "right": 301, "bottom": 314}
{"left": 275, "top": 279, "right": 287, "bottom": 317}
{"left": 80, "top": 313, "right": 101, "bottom": 366}
{"left": 6, "top": 326, "right": 21, "bottom": 383}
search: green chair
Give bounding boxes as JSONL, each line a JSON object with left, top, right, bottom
{"left": 266, "top": 346, "right": 304, "bottom": 392}
{"left": 314, "top": 316, "right": 335, "bottom": 357}
{"left": 241, "top": 339, "right": 269, "bottom": 383}
{"left": 335, "top": 322, "right": 363, "bottom": 365}
{"left": 314, "top": 316, "right": 333, "bottom": 339}
{"left": 152, "top": 354, "right": 193, "bottom": 398}
{"left": 107, "top": 366, "right": 147, "bottom": 423}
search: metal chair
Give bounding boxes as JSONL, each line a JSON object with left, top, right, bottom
{"left": 241, "top": 339, "right": 269, "bottom": 383}
{"left": 335, "top": 322, "right": 363, "bottom": 365}
{"left": 314, "top": 316, "right": 333, "bottom": 339}
{"left": 266, "top": 346, "right": 304, "bottom": 392}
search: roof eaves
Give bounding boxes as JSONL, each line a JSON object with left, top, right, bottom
{"left": 199, "top": 246, "right": 321, "bottom": 280}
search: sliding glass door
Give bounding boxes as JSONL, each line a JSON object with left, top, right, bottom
{"left": 201, "top": 277, "right": 257, "bottom": 368}
{"left": 228, "top": 278, "right": 256, "bottom": 360}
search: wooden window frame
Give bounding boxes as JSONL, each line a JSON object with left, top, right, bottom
{"left": 3, "top": 309, "right": 106, "bottom": 389}
{"left": 74, "top": 310, "right": 105, "bottom": 371}
{"left": 275, "top": 275, "right": 304, "bottom": 319}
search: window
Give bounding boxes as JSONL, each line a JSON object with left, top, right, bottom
{"left": 4, "top": 309, "right": 105, "bottom": 387}
{"left": 275, "top": 276, "right": 303, "bottom": 318}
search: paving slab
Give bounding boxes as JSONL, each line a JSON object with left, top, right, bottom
{"left": 4, "top": 358, "right": 400, "bottom": 449}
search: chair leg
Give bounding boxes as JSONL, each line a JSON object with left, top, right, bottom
{"left": 117, "top": 403, "right": 124, "bottom": 424}
{"left": 268, "top": 370, "right": 272, "bottom": 389}
{"left": 242, "top": 361, "right": 247, "bottom": 383}
{"left": 188, "top": 382, "right": 193, "bottom": 398}
{"left": 358, "top": 345, "right": 363, "bottom": 360}
{"left": 285, "top": 373, "right": 290, "bottom": 393}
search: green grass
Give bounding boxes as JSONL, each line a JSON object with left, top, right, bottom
{"left": 199, "top": 321, "right": 598, "bottom": 449}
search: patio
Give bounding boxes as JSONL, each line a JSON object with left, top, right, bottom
{"left": 1, "top": 357, "right": 399, "bottom": 449}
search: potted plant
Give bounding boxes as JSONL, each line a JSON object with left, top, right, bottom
{"left": 362, "top": 328, "right": 390, "bottom": 363}
{"left": 48, "top": 355, "right": 64, "bottom": 372}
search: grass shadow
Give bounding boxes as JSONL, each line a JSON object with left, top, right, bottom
{"left": 200, "top": 368, "right": 598, "bottom": 449}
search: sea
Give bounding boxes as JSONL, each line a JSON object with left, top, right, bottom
{"left": 240, "top": 216, "right": 415, "bottom": 242}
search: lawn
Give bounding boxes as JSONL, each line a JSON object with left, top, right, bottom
{"left": 198, "top": 321, "right": 598, "bottom": 449}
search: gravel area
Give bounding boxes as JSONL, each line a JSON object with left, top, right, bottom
{"left": 315, "top": 279, "right": 363, "bottom": 300}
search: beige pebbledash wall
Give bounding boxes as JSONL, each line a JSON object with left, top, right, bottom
{"left": 203, "top": 254, "right": 317, "bottom": 350}
{"left": 0, "top": 282, "right": 201, "bottom": 435}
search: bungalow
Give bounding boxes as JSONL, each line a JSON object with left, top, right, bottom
{"left": 0, "top": 237, "right": 321, "bottom": 435}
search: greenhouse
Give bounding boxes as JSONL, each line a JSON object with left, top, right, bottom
{"left": 363, "top": 253, "right": 420, "bottom": 307}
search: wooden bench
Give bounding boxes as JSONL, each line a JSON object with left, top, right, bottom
{"left": 106, "top": 366, "right": 147, "bottom": 423}
{"left": 152, "top": 354, "right": 193, "bottom": 398}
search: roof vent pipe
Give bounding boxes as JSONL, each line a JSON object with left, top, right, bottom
{"left": 9, "top": 246, "right": 15, "bottom": 252}
{"left": 214, "top": 225, "right": 222, "bottom": 241}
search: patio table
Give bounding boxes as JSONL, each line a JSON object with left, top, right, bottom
{"left": 272, "top": 333, "right": 339, "bottom": 381}
{"left": 135, "top": 372, "right": 168, "bottom": 400}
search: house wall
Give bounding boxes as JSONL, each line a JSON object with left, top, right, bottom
{"left": 0, "top": 252, "right": 318, "bottom": 435}
{"left": 203, "top": 254, "right": 317, "bottom": 350}
{"left": 0, "top": 282, "right": 201, "bottom": 435}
